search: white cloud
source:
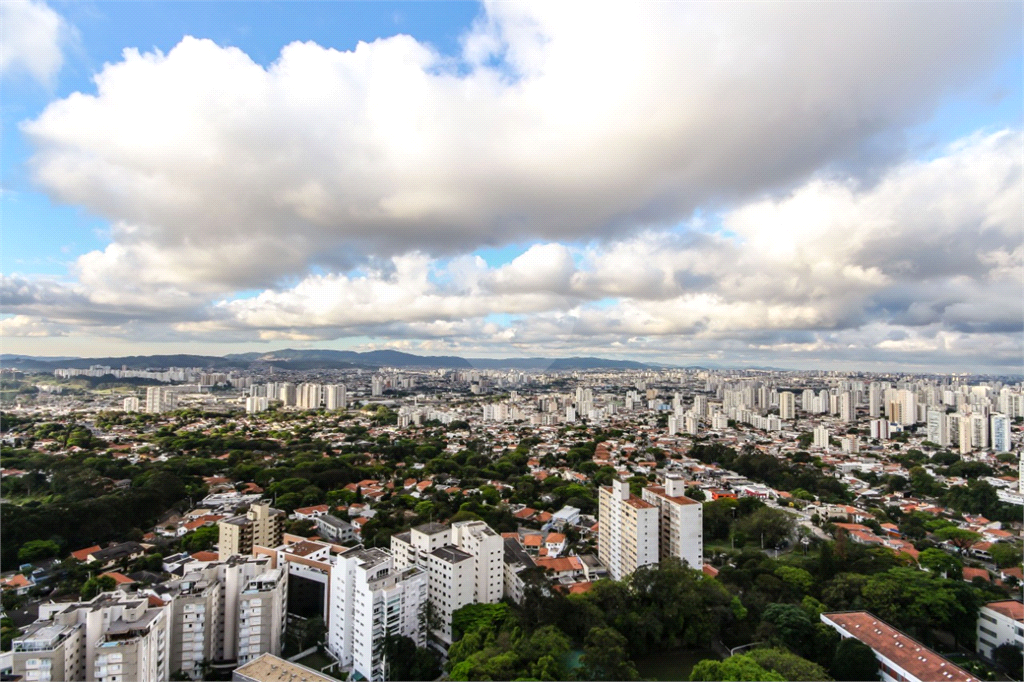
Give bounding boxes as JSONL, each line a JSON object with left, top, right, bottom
{"left": 0, "top": 0, "right": 71, "bottom": 85}
{"left": 21, "top": 2, "right": 1017, "bottom": 294}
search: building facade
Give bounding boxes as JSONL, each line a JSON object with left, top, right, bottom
{"left": 598, "top": 479, "right": 659, "bottom": 581}
{"left": 641, "top": 474, "right": 703, "bottom": 569}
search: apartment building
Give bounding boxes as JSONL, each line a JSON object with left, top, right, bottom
{"left": 12, "top": 592, "right": 170, "bottom": 682}
{"left": 236, "top": 569, "right": 287, "bottom": 665}
{"left": 233, "top": 653, "right": 334, "bottom": 682}
{"left": 328, "top": 546, "right": 428, "bottom": 682}
{"left": 161, "top": 573, "right": 221, "bottom": 679}
{"left": 976, "top": 600, "right": 1024, "bottom": 662}
{"left": 274, "top": 540, "right": 332, "bottom": 623}
{"left": 641, "top": 474, "right": 703, "bottom": 569}
{"left": 598, "top": 479, "right": 659, "bottom": 581}
{"left": 218, "top": 503, "right": 285, "bottom": 560}
{"left": 391, "top": 520, "right": 503, "bottom": 643}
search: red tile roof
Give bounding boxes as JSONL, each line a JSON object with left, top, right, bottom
{"left": 984, "top": 600, "right": 1024, "bottom": 622}
{"left": 822, "top": 611, "right": 976, "bottom": 682}
{"left": 99, "top": 572, "right": 135, "bottom": 585}
{"left": 71, "top": 545, "right": 102, "bottom": 562}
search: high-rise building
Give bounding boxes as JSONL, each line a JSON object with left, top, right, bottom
{"left": 813, "top": 425, "right": 830, "bottom": 450}
{"left": 838, "top": 392, "right": 855, "bottom": 423}
{"left": 869, "top": 419, "right": 889, "bottom": 440}
{"left": 218, "top": 503, "right": 286, "bottom": 560}
{"left": 926, "top": 409, "right": 949, "bottom": 447}
{"left": 328, "top": 547, "right": 428, "bottom": 682}
{"left": 12, "top": 592, "right": 170, "bottom": 682}
{"left": 692, "top": 394, "right": 708, "bottom": 418}
{"left": 371, "top": 376, "right": 384, "bottom": 397}
{"left": 146, "top": 386, "right": 178, "bottom": 414}
{"left": 970, "top": 413, "right": 990, "bottom": 451}
{"left": 324, "top": 384, "right": 347, "bottom": 411}
{"left": 277, "top": 383, "right": 296, "bottom": 407}
{"left": 236, "top": 569, "right": 287, "bottom": 665}
{"left": 779, "top": 392, "right": 796, "bottom": 420}
{"left": 641, "top": 474, "right": 702, "bottom": 569}
{"left": 598, "top": 480, "right": 659, "bottom": 581}
{"left": 991, "top": 413, "right": 1011, "bottom": 453}
{"left": 868, "top": 382, "right": 885, "bottom": 418}
{"left": 390, "top": 521, "right": 503, "bottom": 644}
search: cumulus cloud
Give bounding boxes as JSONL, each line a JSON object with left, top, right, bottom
{"left": 21, "top": 1, "right": 1017, "bottom": 294}
{"left": 0, "top": 0, "right": 72, "bottom": 85}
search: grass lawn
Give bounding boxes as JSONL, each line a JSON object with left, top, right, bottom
{"left": 634, "top": 648, "right": 719, "bottom": 681}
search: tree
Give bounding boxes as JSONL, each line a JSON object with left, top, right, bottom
{"left": 690, "top": 654, "right": 785, "bottom": 681}
{"left": 760, "top": 603, "right": 816, "bottom": 655}
{"left": 918, "top": 548, "right": 963, "bottom": 580}
{"left": 934, "top": 527, "right": 982, "bottom": 554}
{"left": 384, "top": 634, "right": 441, "bottom": 681}
{"left": 830, "top": 638, "right": 878, "bottom": 681}
{"left": 179, "top": 525, "right": 219, "bottom": 553}
{"left": 580, "top": 627, "right": 639, "bottom": 681}
{"left": 17, "top": 539, "right": 60, "bottom": 564}
{"left": 992, "top": 643, "right": 1024, "bottom": 680}
{"left": 80, "top": 575, "right": 117, "bottom": 600}
{"left": 748, "top": 648, "right": 833, "bottom": 681}
{"left": 736, "top": 507, "right": 794, "bottom": 547}
{"left": 988, "top": 542, "right": 1022, "bottom": 569}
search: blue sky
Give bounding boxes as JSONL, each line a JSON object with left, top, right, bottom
{"left": 1, "top": 1, "right": 1021, "bottom": 371}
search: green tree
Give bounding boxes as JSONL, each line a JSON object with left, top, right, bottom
{"left": 690, "top": 654, "right": 785, "bottom": 681}
{"left": 934, "top": 526, "right": 982, "bottom": 554}
{"left": 17, "top": 539, "right": 60, "bottom": 564}
{"left": 988, "top": 543, "right": 1022, "bottom": 569}
{"left": 993, "top": 643, "right": 1024, "bottom": 680}
{"left": 80, "top": 575, "right": 117, "bottom": 600}
{"left": 918, "top": 548, "right": 963, "bottom": 579}
{"left": 748, "top": 648, "right": 833, "bottom": 681}
{"left": 179, "top": 525, "right": 219, "bottom": 553}
{"left": 774, "top": 565, "right": 814, "bottom": 596}
{"left": 580, "top": 627, "right": 639, "bottom": 681}
{"left": 760, "top": 603, "right": 816, "bottom": 655}
{"left": 830, "top": 638, "right": 879, "bottom": 681}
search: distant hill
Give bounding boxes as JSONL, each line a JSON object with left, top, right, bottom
{"left": 4, "top": 349, "right": 663, "bottom": 372}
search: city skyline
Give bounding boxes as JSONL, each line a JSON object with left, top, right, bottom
{"left": 2, "top": 1, "right": 1022, "bottom": 373}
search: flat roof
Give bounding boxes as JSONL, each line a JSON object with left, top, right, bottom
{"left": 233, "top": 652, "right": 334, "bottom": 682}
{"left": 413, "top": 522, "right": 449, "bottom": 535}
{"left": 822, "top": 611, "right": 976, "bottom": 682}
{"left": 430, "top": 545, "right": 473, "bottom": 563}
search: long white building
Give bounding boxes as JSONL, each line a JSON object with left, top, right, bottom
{"left": 598, "top": 479, "right": 659, "bottom": 581}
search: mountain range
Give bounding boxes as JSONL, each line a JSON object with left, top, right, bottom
{"left": 1, "top": 349, "right": 672, "bottom": 372}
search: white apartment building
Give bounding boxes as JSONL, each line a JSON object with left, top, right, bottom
{"left": 870, "top": 418, "right": 890, "bottom": 440}
{"left": 598, "top": 479, "right": 659, "bottom": 581}
{"left": 324, "top": 384, "right": 347, "bottom": 410}
{"left": 990, "top": 414, "right": 1011, "bottom": 453}
{"left": 390, "top": 521, "right": 503, "bottom": 644}
{"left": 236, "top": 569, "right": 287, "bottom": 665}
{"left": 977, "top": 600, "right": 1024, "bottom": 661}
{"left": 779, "top": 392, "right": 796, "bottom": 420}
{"left": 813, "top": 425, "right": 830, "bottom": 450}
{"left": 926, "top": 409, "right": 949, "bottom": 447}
{"left": 12, "top": 592, "right": 170, "bottom": 682}
{"left": 122, "top": 396, "right": 139, "bottom": 413}
{"left": 970, "top": 413, "right": 990, "bottom": 451}
{"left": 328, "top": 546, "right": 428, "bottom": 682}
{"left": 146, "top": 386, "right": 178, "bottom": 414}
{"left": 641, "top": 474, "right": 703, "bottom": 569}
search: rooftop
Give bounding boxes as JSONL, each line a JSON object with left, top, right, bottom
{"left": 983, "top": 600, "right": 1024, "bottom": 622}
{"left": 822, "top": 611, "right": 976, "bottom": 682}
{"left": 430, "top": 545, "right": 473, "bottom": 563}
{"left": 233, "top": 652, "right": 334, "bottom": 682}
{"left": 413, "top": 522, "right": 449, "bottom": 535}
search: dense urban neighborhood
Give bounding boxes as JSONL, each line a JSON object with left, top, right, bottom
{"left": 1, "top": 357, "right": 1022, "bottom": 682}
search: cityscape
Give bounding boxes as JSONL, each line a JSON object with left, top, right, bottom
{"left": 1, "top": 2, "right": 1022, "bottom": 682}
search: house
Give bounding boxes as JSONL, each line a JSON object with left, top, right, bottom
{"left": 293, "top": 504, "right": 331, "bottom": 521}
{"left": 0, "top": 574, "right": 34, "bottom": 595}
{"left": 977, "top": 600, "right": 1024, "bottom": 662}
{"left": 545, "top": 533, "right": 567, "bottom": 558}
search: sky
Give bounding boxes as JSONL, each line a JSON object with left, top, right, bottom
{"left": 1, "top": 0, "right": 1022, "bottom": 373}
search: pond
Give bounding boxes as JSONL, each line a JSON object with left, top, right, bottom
{"left": 634, "top": 648, "right": 720, "bottom": 681}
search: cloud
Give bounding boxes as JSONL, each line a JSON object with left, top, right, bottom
{"left": 0, "top": 0, "right": 72, "bottom": 85}
{"left": 4, "top": 128, "right": 1021, "bottom": 371}
{"left": 0, "top": 315, "right": 69, "bottom": 337}
{"left": 21, "top": 2, "right": 1018, "bottom": 295}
